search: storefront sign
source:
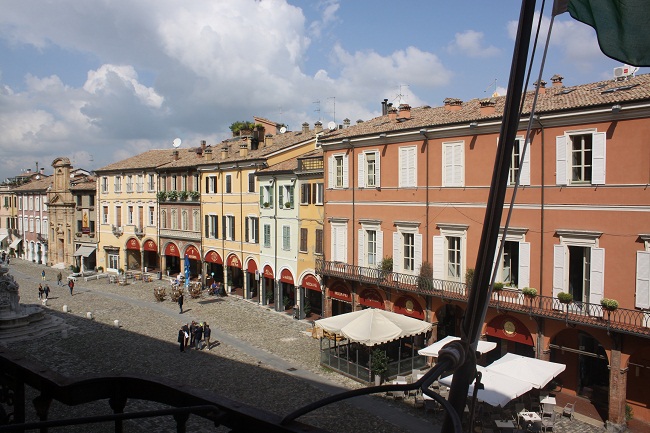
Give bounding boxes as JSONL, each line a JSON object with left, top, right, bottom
{"left": 205, "top": 250, "right": 222, "bottom": 264}
{"left": 263, "top": 265, "right": 274, "bottom": 279}
{"left": 164, "top": 243, "right": 180, "bottom": 257}
{"left": 144, "top": 240, "right": 157, "bottom": 252}
{"left": 127, "top": 238, "right": 140, "bottom": 251}
{"left": 301, "top": 274, "right": 320, "bottom": 292}
{"left": 329, "top": 285, "right": 351, "bottom": 302}
{"left": 358, "top": 289, "right": 384, "bottom": 309}
{"left": 227, "top": 254, "right": 241, "bottom": 268}
{"left": 280, "top": 269, "right": 294, "bottom": 284}
{"left": 185, "top": 245, "right": 200, "bottom": 260}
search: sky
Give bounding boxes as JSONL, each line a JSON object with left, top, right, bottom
{"left": 0, "top": 0, "right": 646, "bottom": 182}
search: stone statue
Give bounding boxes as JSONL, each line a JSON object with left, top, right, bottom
{"left": 0, "top": 263, "right": 21, "bottom": 315}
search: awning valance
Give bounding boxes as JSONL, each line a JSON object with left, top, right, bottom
{"left": 315, "top": 308, "right": 432, "bottom": 347}
{"left": 418, "top": 336, "right": 497, "bottom": 357}
{"left": 9, "top": 238, "right": 22, "bottom": 249}
{"left": 74, "top": 245, "right": 97, "bottom": 257}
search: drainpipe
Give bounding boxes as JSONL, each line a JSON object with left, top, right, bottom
{"left": 536, "top": 116, "right": 546, "bottom": 359}
{"left": 238, "top": 163, "right": 245, "bottom": 298}
{"left": 273, "top": 176, "right": 279, "bottom": 311}
{"left": 220, "top": 167, "right": 225, "bottom": 287}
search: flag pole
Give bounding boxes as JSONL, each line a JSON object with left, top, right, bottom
{"left": 441, "top": 0, "right": 536, "bottom": 431}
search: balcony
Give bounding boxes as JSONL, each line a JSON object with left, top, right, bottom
{"left": 111, "top": 225, "right": 123, "bottom": 237}
{"left": 36, "top": 233, "right": 48, "bottom": 245}
{"left": 317, "top": 259, "right": 650, "bottom": 338}
{"left": 135, "top": 226, "right": 145, "bottom": 237}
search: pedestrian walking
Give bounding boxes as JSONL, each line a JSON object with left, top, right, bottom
{"left": 41, "top": 270, "right": 46, "bottom": 281}
{"left": 177, "top": 328, "right": 186, "bottom": 352}
{"left": 68, "top": 279, "right": 74, "bottom": 296}
{"left": 38, "top": 284, "right": 43, "bottom": 299}
{"left": 203, "top": 323, "right": 211, "bottom": 350}
{"left": 57, "top": 271, "right": 62, "bottom": 286}
{"left": 178, "top": 292, "right": 184, "bottom": 313}
{"left": 43, "top": 284, "right": 50, "bottom": 299}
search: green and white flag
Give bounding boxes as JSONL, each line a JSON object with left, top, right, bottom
{"left": 554, "top": 0, "right": 650, "bottom": 66}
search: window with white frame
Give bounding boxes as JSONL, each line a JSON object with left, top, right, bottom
{"left": 433, "top": 224, "right": 468, "bottom": 282}
{"left": 442, "top": 141, "right": 464, "bottom": 187}
{"left": 171, "top": 175, "right": 177, "bottom": 191}
{"left": 636, "top": 235, "right": 650, "bottom": 309}
{"left": 160, "top": 210, "right": 167, "bottom": 229}
{"left": 28, "top": 218, "right": 33, "bottom": 232}
{"left": 282, "top": 225, "right": 291, "bottom": 250}
{"left": 171, "top": 209, "right": 178, "bottom": 229}
{"left": 248, "top": 173, "right": 255, "bottom": 193}
{"left": 126, "top": 175, "right": 133, "bottom": 192}
{"left": 245, "top": 216, "right": 259, "bottom": 243}
{"left": 148, "top": 174, "right": 155, "bottom": 191}
{"left": 115, "top": 206, "right": 122, "bottom": 227}
{"left": 392, "top": 223, "right": 422, "bottom": 274}
{"left": 42, "top": 218, "right": 48, "bottom": 234}
{"left": 182, "top": 210, "right": 188, "bottom": 230}
{"left": 206, "top": 176, "right": 217, "bottom": 193}
{"left": 314, "top": 183, "right": 324, "bottom": 205}
{"left": 29, "top": 196, "right": 33, "bottom": 210}
{"left": 193, "top": 174, "right": 199, "bottom": 192}
{"left": 225, "top": 215, "right": 235, "bottom": 240}
{"left": 108, "top": 253, "right": 119, "bottom": 271}
{"left": 358, "top": 221, "right": 383, "bottom": 269}
{"left": 148, "top": 207, "right": 155, "bottom": 226}
{"left": 263, "top": 224, "right": 271, "bottom": 247}
{"left": 225, "top": 174, "right": 232, "bottom": 193}
{"left": 101, "top": 177, "right": 108, "bottom": 193}
{"left": 329, "top": 154, "right": 349, "bottom": 188}
{"left": 114, "top": 176, "right": 122, "bottom": 193}
{"left": 205, "top": 215, "right": 218, "bottom": 238}
{"left": 300, "top": 228, "right": 308, "bottom": 252}
{"left": 359, "top": 150, "right": 381, "bottom": 188}
{"left": 300, "top": 183, "right": 311, "bottom": 205}
{"left": 181, "top": 175, "right": 187, "bottom": 191}
{"left": 192, "top": 210, "right": 199, "bottom": 231}
{"left": 127, "top": 206, "right": 134, "bottom": 225}
{"left": 330, "top": 221, "right": 348, "bottom": 262}
{"left": 279, "top": 185, "right": 294, "bottom": 208}
{"left": 508, "top": 137, "right": 530, "bottom": 186}
{"left": 493, "top": 229, "right": 530, "bottom": 289}
{"left": 102, "top": 206, "right": 108, "bottom": 224}
{"left": 160, "top": 176, "right": 167, "bottom": 192}
{"left": 399, "top": 146, "right": 417, "bottom": 188}
{"left": 260, "top": 185, "right": 274, "bottom": 208}
{"left": 552, "top": 230, "right": 604, "bottom": 314}
{"left": 136, "top": 175, "right": 144, "bottom": 192}
{"left": 35, "top": 218, "right": 40, "bottom": 234}
{"left": 35, "top": 196, "right": 40, "bottom": 211}
{"left": 556, "top": 130, "right": 605, "bottom": 186}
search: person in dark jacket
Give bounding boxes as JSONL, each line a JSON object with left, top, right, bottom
{"left": 195, "top": 323, "right": 204, "bottom": 350}
{"left": 68, "top": 279, "right": 74, "bottom": 296}
{"left": 178, "top": 293, "right": 184, "bottom": 313}
{"left": 203, "top": 323, "right": 212, "bottom": 350}
{"left": 182, "top": 324, "right": 190, "bottom": 348}
{"left": 189, "top": 321, "right": 197, "bottom": 347}
{"left": 177, "top": 328, "right": 185, "bottom": 352}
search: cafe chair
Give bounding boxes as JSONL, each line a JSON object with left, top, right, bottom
{"left": 541, "top": 412, "right": 557, "bottom": 432}
{"left": 562, "top": 402, "right": 575, "bottom": 419}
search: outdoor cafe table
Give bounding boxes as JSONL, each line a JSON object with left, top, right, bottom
{"left": 518, "top": 411, "right": 541, "bottom": 429}
{"left": 494, "top": 419, "right": 515, "bottom": 431}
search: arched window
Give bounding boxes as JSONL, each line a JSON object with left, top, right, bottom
{"left": 160, "top": 210, "right": 167, "bottom": 229}
{"left": 192, "top": 210, "right": 199, "bottom": 231}
{"left": 171, "top": 209, "right": 178, "bottom": 229}
{"left": 181, "top": 211, "right": 188, "bottom": 230}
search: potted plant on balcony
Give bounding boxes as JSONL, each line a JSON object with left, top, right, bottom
{"left": 167, "top": 190, "right": 179, "bottom": 201}
{"left": 189, "top": 190, "right": 200, "bottom": 201}
{"left": 156, "top": 191, "right": 167, "bottom": 202}
{"left": 284, "top": 202, "right": 292, "bottom": 209}
{"left": 378, "top": 256, "right": 393, "bottom": 281}
{"left": 179, "top": 190, "right": 189, "bottom": 201}
{"left": 557, "top": 292, "right": 573, "bottom": 304}
{"left": 600, "top": 298, "right": 619, "bottom": 312}
{"left": 370, "top": 348, "right": 389, "bottom": 386}
{"left": 263, "top": 202, "right": 270, "bottom": 208}
{"left": 522, "top": 287, "right": 538, "bottom": 298}
{"left": 417, "top": 261, "right": 434, "bottom": 291}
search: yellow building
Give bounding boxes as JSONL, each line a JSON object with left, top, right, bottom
{"left": 200, "top": 121, "right": 326, "bottom": 301}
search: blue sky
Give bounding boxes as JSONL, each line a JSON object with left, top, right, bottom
{"left": 0, "top": 0, "right": 645, "bottom": 181}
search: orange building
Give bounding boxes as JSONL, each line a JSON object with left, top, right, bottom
{"left": 319, "top": 74, "right": 650, "bottom": 426}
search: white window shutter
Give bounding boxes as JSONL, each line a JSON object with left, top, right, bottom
{"left": 553, "top": 244, "right": 566, "bottom": 299}
{"left": 399, "top": 148, "right": 407, "bottom": 187}
{"left": 520, "top": 140, "right": 531, "bottom": 186}
{"left": 328, "top": 156, "right": 334, "bottom": 189}
{"left": 374, "top": 151, "right": 381, "bottom": 187}
{"left": 342, "top": 155, "right": 349, "bottom": 188}
{"left": 454, "top": 142, "right": 464, "bottom": 186}
{"left": 358, "top": 153, "right": 366, "bottom": 188}
{"left": 331, "top": 226, "right": 338, "bottom": 261}
{"left": 519, "top": 242, "right": 531, "bottom": 289}
{"left": 589, "top": 247, "right": 605, "bottom": 317}
{"left": 636, "top": 251, "right": 650, "bottom": 309}
{"left": 414, "top": 233, "right": 423, "bottom": 274}
{"left": 338, "top": 225, "right": 347, "bottom": 263}
{"left": 433, "top": 236, "right": 444, "bottom": 280}
{"left": 393, "top": 232, "right": 401, "bottom": 273}
{"left": 592, "top": 132, "right": 606, "bottom": 185}
{"left": 443, "top": 144, "right": 453, "bottom": 186}
{"left": 555, "top": 136, "right": 568, "bottom": 186}
{"left": 376, "top": 230, "right": 384, "bottom": 264}
{"left": 409, "top": 147, "right": 417, "bottom": 187}
{"left": 358, "top": 229, "right": 365, "bottom": 267}
{"left": 492, "top": 238, "right": 502, "bottom": 282}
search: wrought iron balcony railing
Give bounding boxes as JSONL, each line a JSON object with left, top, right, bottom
{"left": 316, "top": 259, "right": 650, "bottom": 338}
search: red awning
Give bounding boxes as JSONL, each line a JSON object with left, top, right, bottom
{"left": 185, "top": 245, "right": 200, "bottom": 260}
{"left": 393, "top": 295, "right": 425, "bottom": 320}
{"left": 226, "top": 254, "right": 241, "bottom": 268}
{"left": 358, "top": 288, "right": 384, "bottom": 309}
{"left": 263, "top": 265, "right": 274, "bottom": 279}
{"left": 164, "top": 243, "right": 180, "bottom": 257}
{"left": 329, "top": 285, "right": 351, "bottom": 302}
{"left": 126, "top": 238, "right": 140, "bottom": 251}
{"left": 485, "top": 315, "right": 534, "bottom": 346}
{"left": 205, "top": 250, "right": 222, "bottom": 264}
{"left": 247, "top": 259, "right": 258, "bottom": 274}
{"left": 301, "top": 274, "right": 320, "bottom": 292}
{"left": 143, "top": 240, "right": 157, "bottom": 252}
{"left": 280, "top": 269, "right": 294, "bottom": 284}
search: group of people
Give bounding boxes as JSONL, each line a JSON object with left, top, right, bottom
{"left": 37, "top": 283, "right": 51, "bottom": 300}
{"left": 38, "top": 269, "right": 75, "bottom": 296}
{"left": 177, "top": 321, "right": 214, "bottom": 352}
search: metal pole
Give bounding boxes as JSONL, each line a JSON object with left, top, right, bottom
{"left": 441, "top": 1, "right": 536, "bottom": 431}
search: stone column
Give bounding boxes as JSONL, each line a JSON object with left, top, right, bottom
{"left": 608, "top": 344, "right": 628, "bottom": 427}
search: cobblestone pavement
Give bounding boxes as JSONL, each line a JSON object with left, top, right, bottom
{"left": 2, "top": 259, "right": 613, "bottom": 433}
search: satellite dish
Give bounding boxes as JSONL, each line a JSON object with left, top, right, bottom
{"left": 327, "top": 121, "right": 337, "bottom": 131}
{"left": 279, "top": 127, "right": 287, "bottom": 134}
{"left": 172, "top": 138, "right": 182, "bottom": 148}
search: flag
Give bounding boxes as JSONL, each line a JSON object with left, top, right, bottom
{"left": 554, "top": 0, "right": 650, "bottom": 66}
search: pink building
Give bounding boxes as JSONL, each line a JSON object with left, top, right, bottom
{"left": 319, "top": 74, "right": 650, "bottom": 426}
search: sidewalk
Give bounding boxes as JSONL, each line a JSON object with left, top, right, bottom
{"left": 3, "top": 259, "right": 612, "bottom": 433}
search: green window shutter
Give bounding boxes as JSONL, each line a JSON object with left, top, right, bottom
{"left": 260, "top": 187, "right": 263, "bottom": 206}
{"left": 290, "top": 185, "right": 295, "bottom": 208}
{"left": 205, "top": 215, "right": 209, "bottom": 237}
{"left": 279, "top": 186, "right": 284, "bottom": 207}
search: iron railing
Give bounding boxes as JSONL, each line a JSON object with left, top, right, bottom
{"left": 317, "top": 259, "right": 650, "bottom": 338}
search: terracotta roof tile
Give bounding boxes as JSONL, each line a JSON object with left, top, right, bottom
{"left": 12, "top": 176, "right": 52, "bottom": 192}
{"left": 95, "top": 149, "right": 179, "bottom": 172}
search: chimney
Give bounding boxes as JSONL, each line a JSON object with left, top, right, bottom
{"left": 265, "top": 134, "right": 273, "bottom": 148}
{"left": 479, "top": 98, "right": 496, "bottom": 116}
{"left": 302, "top": 122, "right": 310, "bottom": 134}
{"left": 388, "top": 106, "right": 398, "bottom": 121}
{"left": 551, "top": 74, "right": 564, "bottom": 88}
{"left": 398, "top": 103, "right": 411, "bottom": 119}
{"left": 221, "top": 146, "right": 228, "bottom": 160}
{"left": 201, "top": 140, "right": 207, "bottom": 150}
{"left": 381, "top": 99, "right": 389, "bottom": 116}
{"left": 172, "top": 150, "right": 180, "bottom": 161}
{"left": 239, "top": 141, "right": 248, "bottom": 158}
{"left": 443, "top": 98, "right": 463, "bottom": 112}
{"left": 356, "top": 119, "right": 364, "bottom": 124}
{"left": 40, "top": 168, "right": 45, "bottom": 174}
{"left": 534, "top": 79, "right": 547, "bottom": 95}
{"left": 343, "top": 118, "right": 350, "bottom": 128}
{"left": 204, "top": 148, "right": 213, "bottom": 161}
{"left": 314, "top": 121, "right": 323, "bottom": 134}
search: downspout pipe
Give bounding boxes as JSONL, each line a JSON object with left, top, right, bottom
{"left": 442, "top": 0, "right": 536, "bottom": 431}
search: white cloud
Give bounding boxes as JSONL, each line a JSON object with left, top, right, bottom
{"left": 448, "top": 30, "right": 500, "bottom": 58}
{"left": 309, "top": 0, "right": 340, "bottom": 38}
{"left": 84, "top": 65, "right": 163, "bottom": 109}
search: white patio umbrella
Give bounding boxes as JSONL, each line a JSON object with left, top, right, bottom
{"left": 485, "top": 353, "right": 566, "bottom": 389}
{"left": 438, "top": 365, "right": 534, "bottom": 407}
{"left": 314, "top": 309, "right": 432, "bottom": 346}
{"left": 418, "top": 335, "right": 497, "bottom": 357}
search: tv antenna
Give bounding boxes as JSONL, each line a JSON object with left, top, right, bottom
{"left": 313, "top": 100, "right": 321, "bottom": 121}
{"left": 394, "top": 85, "right": 409, "bottom": 105}
{"left": 327, "top": 96, "right": 336, "bottom": 125}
